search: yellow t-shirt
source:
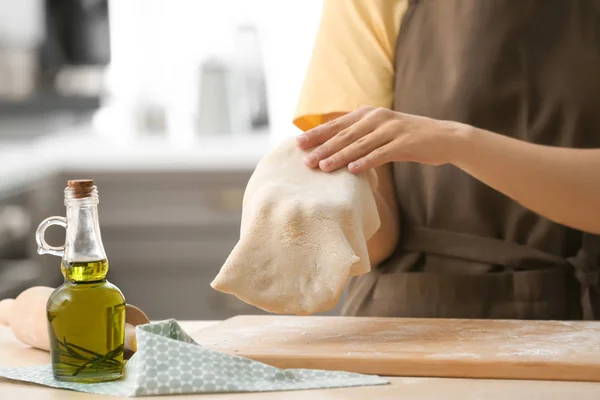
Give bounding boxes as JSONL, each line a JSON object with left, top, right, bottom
{"left": 293, "top": 0, "right": 408, "bottom": 132}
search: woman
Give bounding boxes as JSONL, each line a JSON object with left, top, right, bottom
{"left": 293, "top": 0, "right": 600, "bottom": 320}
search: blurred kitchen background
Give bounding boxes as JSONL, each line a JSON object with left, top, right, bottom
{"left": 0, "top": 0, "right": 334, "bottom": 319}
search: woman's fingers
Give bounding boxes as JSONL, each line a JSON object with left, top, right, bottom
{"left": 296, "top": 106, "right": 375, "bottom": 152}
{"left": 304, "top": 117, "right": 379, "bottom": 168}
{"left": 318, "top": 128, "right": 394, "bottom": 172}
{"left": 296, "top": 113, "right": 359, "bottom": 152}
{"left": 348, "top": 140, "right": 398, "bottom": 174}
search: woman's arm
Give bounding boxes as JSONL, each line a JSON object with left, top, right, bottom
{"left": 451, "top": 127, "right": 600, "bottom": 234}
{"left": 297, "top": 106, "right": 600, "bottom": 235}
{"left": 290, "top": 0, "right": 405, "bottom": 265}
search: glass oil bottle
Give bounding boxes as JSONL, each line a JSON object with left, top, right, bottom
{"left": 36, "top": 179, "right": 126, "bottom": 383}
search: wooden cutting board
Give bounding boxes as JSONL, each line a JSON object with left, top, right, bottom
{"left": 191, "top": 315, "right": 600, "bottom": 382}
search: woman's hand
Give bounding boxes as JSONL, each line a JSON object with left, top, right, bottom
{"left": 296, "top": 106, "right": 469, "bottom": 173}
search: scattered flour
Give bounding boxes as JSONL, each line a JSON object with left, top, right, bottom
{"left": 426, "top": 352, "right": 482, "bottom": 360}
{"left": 497, "top": 348, "right": 561, "bottom": 357}
{"left": 397, "top": 377, "right": 428, "bottom": 384}
{"left": 196, "top": 317, "right": 600, "bottom": 367}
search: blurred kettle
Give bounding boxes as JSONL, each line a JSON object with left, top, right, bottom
{"left": 195, "top": 56, "right": 252, "bottom": 135}
{"left": 195, "top": 24, "right": 269, "bottom": 136}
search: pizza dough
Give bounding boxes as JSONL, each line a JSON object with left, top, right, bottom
{"left": 210, "top": 137, "right": 381, "bottom": 315}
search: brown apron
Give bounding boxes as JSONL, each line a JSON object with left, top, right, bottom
{"left": 342, "top": 0, "right": 600, "bottom": 320}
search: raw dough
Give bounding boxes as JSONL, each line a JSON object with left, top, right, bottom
{"left": 211, "top": 137, "right": 381, "bottom": 315}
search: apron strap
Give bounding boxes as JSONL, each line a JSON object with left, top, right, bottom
{"left": 401, "top": 226, "right": 568, "bottom": 268}
{"left": 401, "top": 226, "right": 599, "bottom": 319}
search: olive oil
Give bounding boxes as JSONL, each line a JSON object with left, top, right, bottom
{"left": 47, "top": 259, "right": 126, "bottom": 382}
{"left": 61, "top": 259, "right": 110, "bottom": 282}
{"left": 36, "top": 180, "right": 126, "bottom": 383}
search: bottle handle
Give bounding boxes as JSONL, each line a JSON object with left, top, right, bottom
{"left": 35, "top": 216, "right": 67, "bottom": 257}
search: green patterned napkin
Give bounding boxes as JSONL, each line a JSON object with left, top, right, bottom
{"left": 0, "top": 319, "right": 388, "bottom": 397}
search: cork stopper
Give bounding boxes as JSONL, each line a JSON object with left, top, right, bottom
{"left": 67, "top": 179, "right": 95, "bottom": 199}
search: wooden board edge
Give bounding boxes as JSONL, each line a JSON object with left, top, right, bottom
{"left": 247, "top": 356, "right": 600, "bottom": 382}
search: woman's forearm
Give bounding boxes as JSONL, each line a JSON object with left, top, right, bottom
{"left": 297, "top": 107, "right": 600, "bottom": 235}
{"left": 451, "top": 127, "right": 600, "bottom": 234}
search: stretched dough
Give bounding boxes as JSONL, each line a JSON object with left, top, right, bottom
{"left": 211, "top": 137, "right": 381, "bottom": 315}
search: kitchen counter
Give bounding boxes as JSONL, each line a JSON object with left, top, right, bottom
{"left": 2, "top": 321, "right": 600, "bottom": 399}
{"left": 0, "top": 124, "right": 272, "bottom": 199}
